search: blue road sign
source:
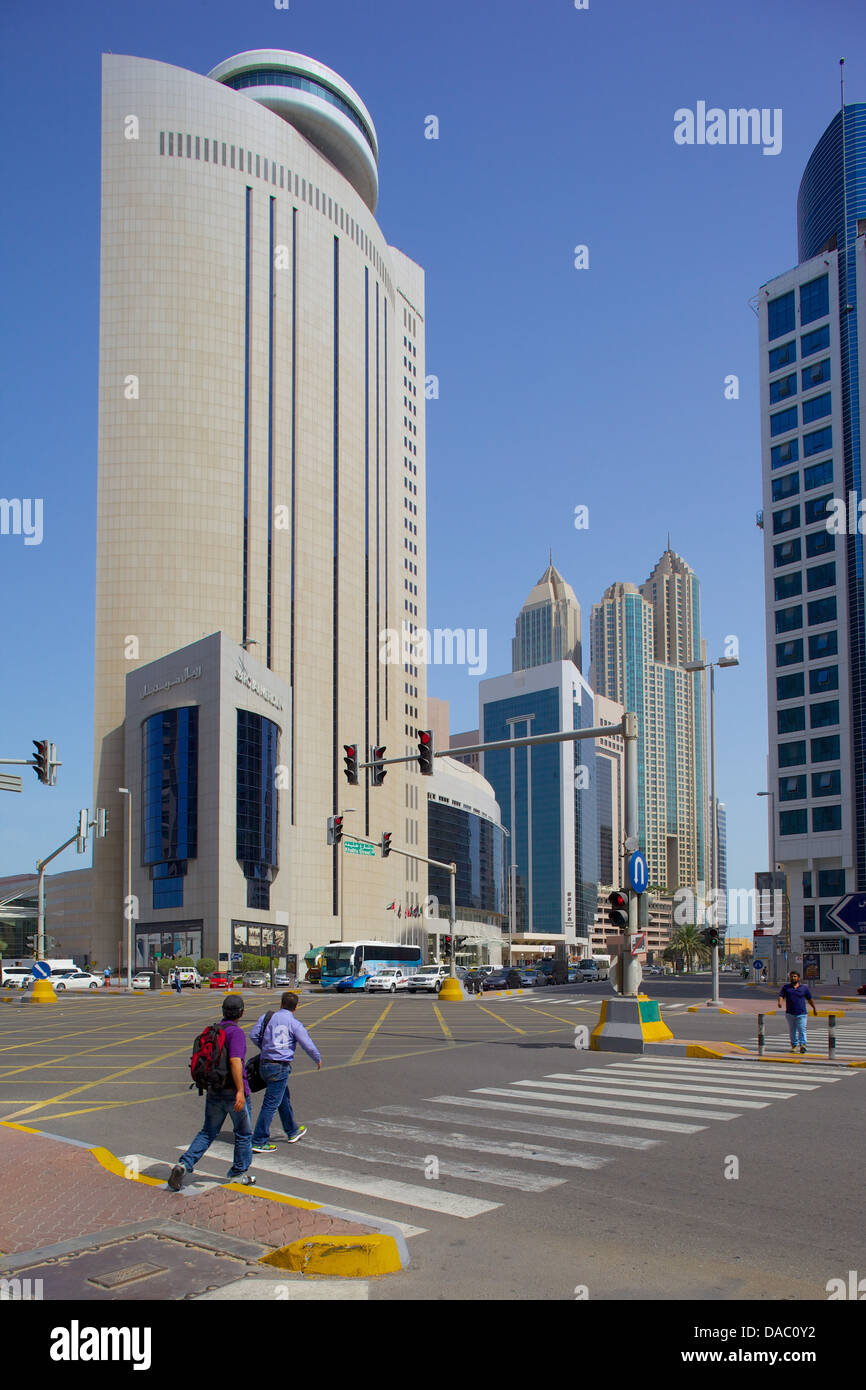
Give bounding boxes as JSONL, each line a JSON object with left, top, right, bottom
{"left": 628, "top": 851, "right": 649, "bottom": 895}
{"left": 826, "top": 895, "right": 866, "bottom": 935}
{"left": 31, "top": 961, "right": 51, "bottom": 978}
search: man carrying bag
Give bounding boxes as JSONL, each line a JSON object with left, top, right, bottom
{"left": 249, "top": 992, "right": 322, "bottom": 1152}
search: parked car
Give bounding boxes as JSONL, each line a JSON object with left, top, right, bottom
{"left": 274, "top": 969, "right": 296, "bottom": 987}
{"left": 241, "top": 971, "right": 269, "bottom": 988}
{"left": 169, "top": 967, "right": 203, "bottom": 990}
{"left": 2, "top": 968, "right": 34, "bottom": 989}
{"left": 482, "top": 968, "right": 523, "bottom": 992}
{"left": 54, "top": 970, "right": 102, "bottom": 992}
{"left": 408, "top": 964, "right": 450, "bottom": 994}
{"left": 208, "top": 972, "right": 235, "bottom": 990}
{"left": 131, "top": 971, "right": 158, "bottom": 990}
{"left": 366, "top": 967, "right": 410, "bottom": 994}
{"left": 643, "top": 965, "right": 663, "bottom": 977}
{"left": 517, "top": 968, "right": 536, "bottom": 987}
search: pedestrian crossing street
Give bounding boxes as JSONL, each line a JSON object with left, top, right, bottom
{"left": 184, "top": 1056, "right": 854, "bottom": 1228}
{"left": 742, "top": 1016, "right": 866, "bottom": 1058}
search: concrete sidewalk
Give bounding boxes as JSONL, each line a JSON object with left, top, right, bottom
{"left": 0, "top": 1123, "right": 405, "bottom": 1297}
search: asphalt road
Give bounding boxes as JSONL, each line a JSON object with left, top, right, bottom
{"left": 1, "top": 980, "right": 861, "bottom": 1303}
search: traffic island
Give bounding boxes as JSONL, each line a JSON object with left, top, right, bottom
{"left": 261, "top": 1233, "right": 402, "bottom": 1278}
{"left": 590, "top": 996, "right": 675, "bottom": 1052}
{"left": 438, "top": 977, "right": 463, "bottom": 1002}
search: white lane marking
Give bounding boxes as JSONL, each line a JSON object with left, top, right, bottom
{"left": 193, "top": 1278, "right": 370, "bottom": 1301}
{"left": 541, "top": 1072, "right": 797, "bottom": 1101}
{"left": 472, "top": 1087, "right": 737, "bottom": 1122}
{"left": 518, "top": 1079, "right": 767, "bottom": 1109}
{"left": 424, "top": 1094, "right": 705, "bottom": 1134}
{"left": 311, "top": 1115, "right": 611, "bottom": 1170}
{"left": 609, "top": 1062, "right": 822, "bottom": 1087}
{"left": 620, "top": 1059, "right": 843, "bottom": 1080}
{"left": 204, "top": 1140, "right": 500, "bottom": 1218}
{"left": 605, "top": 1064, "right": 818, "bottom": 1091}
{"left": 294, "top": 1135, "right": 567, "bottom": 1191}
{"left": 373, "top": 1103, "right": 659, "bottom": 1149}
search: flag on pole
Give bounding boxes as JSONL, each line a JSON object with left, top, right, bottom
{"left": 386, "top": 901, "right": 396, "bottom": 911}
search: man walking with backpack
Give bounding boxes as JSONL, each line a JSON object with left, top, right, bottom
{"left": 249, "top": 992, "right": 321, "bottom": 1152}
{"left": 167, "top": 994, "right": 255, "bottom": 1191}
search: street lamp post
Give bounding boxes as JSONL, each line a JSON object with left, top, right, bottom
{"left": 117, "top": 788, "right": 132, "bottom": 989}
{"left": 684, "top": 655, "right": 739, "bottom": 1005}
{"left": 338, "top": 808, "right": 358, "bottom": 943}
{"left": 500, "top": 823, "right": 513, "bottom": 966}
{"left": 757, "top": 790, "right": 782, "bottom": 984}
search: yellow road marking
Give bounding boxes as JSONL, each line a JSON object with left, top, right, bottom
{"left": 433, "top": 1006, "right": 456, "bottom": 1044}
{"left": 475, "top": 1004, "right": 527, "bottom": 1034}
{"left": 348, "top": 1002, "right": 394, "bottom": 1064}
{"left": 2, "top": 1041, "right": 197, "bottom": 1121}
{"left": 521, "top": 1008, "right": 581, "bottom": 1025}
{"left": 304, "top": 1001, "right": 357, "bottom": 1028}
{"left": 35, "top": 1091, "right": 192, "bottom": 1120}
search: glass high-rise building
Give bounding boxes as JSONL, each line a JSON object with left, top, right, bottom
{"left": 757, "top": 102, "right": 866, "bottom": 979}
{"left": 90, "top": 51, "right": 428, "bottom": 966}
{"left": 512, "top": 559, "right": 582, "bottom": 674}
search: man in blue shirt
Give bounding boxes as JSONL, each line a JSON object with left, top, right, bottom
{"left": 250, "top": 992, "right": 322, "bottom": 1151}
{"left": 778, "top": 971, "right": 818, "bottom": 1053}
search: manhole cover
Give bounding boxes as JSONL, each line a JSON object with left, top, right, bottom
{"left": 88, "top": 1261, "right": 167, "bottom": 1289}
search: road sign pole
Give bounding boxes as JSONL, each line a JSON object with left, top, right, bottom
{"left": 623, "top": 714, "right": 640, "bottom": 998}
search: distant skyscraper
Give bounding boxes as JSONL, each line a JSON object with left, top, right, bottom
{"left": 715, "top": 799, "right": 728, "bottom": 929}
{"left": 590, "top": 547, "right": 708, "bottom": 894}
{"left": 757, "top": 101, "right": 866, "bottom": 980}
{"left": 512, "top": 558, "right": 582, "bottom": 674}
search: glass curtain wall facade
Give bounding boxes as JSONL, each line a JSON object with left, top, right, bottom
{"left": 236, "top": 710, "right": 279, "bottom": 909}
{"left": 427, "top": 803, "right": 506, "bottom": 920}
{"left": 142, "top": 707, "right": 199, "bottom": 911}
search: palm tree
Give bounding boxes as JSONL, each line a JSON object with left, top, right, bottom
{"left": 668, "top": 924, "right": 709, "bottom": 974}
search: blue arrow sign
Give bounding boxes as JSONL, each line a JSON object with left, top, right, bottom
{"left": 628, "top": 851, "right": 649, "bottom": 895}
{"left": 826, "top": 895, "right": 866, "bottom": 935}
{"left": 31, "top": 961, "right": 51, "bottom": 979}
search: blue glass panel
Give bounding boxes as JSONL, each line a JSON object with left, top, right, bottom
{"left": 770, "top": 406, "right": 798, "bottom": 437}
{"left": 803, "top": 459, "right": 833, "bottom": 490}
{"left": 768, "top": 290, "right": 795, "bottom": 341}
{"left": 771, "top": 439, "right": 799, "bottom": 469}
{"left": 801, "top": 324, "right": 830, "bottom": 358}
{"left": 799, "top": 275, "right": 829, "bottom": 325}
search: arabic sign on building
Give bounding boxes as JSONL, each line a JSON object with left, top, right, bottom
{"left": 140, "top": 666, "right": 202, "bottom": 699}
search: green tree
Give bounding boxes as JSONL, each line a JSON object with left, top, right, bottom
{"left": 197, "top": 958, "right": 217, "bottom": 977}
{"left": 668, "top": 925, "right": 709, "bottom": 974}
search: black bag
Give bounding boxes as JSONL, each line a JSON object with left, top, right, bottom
{"left": 245, "top": 1011, "right": 275, "bottom": 1093}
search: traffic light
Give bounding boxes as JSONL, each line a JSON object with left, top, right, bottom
{"left": 444, "top": 935, "right": 452, "bottom": 957}
{"left": 343, "top": 744, "right": 359, "bottom": 786}
{"left": 607, "top": 889, "right": 628, "bottom": 929}
{"left": 327, "top": 815, "right": 344, "bottom": 846}
{"left": 702, "top": 925, "right": 720, "bottom": 949}
{"left": 96, "top": 808, "right": 109, "bottom": 838}
{"left": 370, "top": 745, "right": 387, "bottom": 787}
{"left": 32, "top": 739, "right": 50, "bottom": 784}
{"left": 381, "top": 831, "right": 392, "bottom": 858}
{"left": 76, "top": 809, "right": 88, "bottom": 853}
{"left": 417, "top": 729, "right": 434, "bottom": 776}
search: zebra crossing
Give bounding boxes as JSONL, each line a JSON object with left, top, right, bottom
{"left": 183, "top": 1056, "right": 853, "bottom": 1227}
{"left": 741, "top": 1014, "right": 866, "bottom": 1059}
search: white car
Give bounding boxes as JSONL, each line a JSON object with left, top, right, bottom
{"left": 365, "top": 968, "right": 410, "bottom": 993}
{"left": 131, "top": 972, "right": 156, "bottom": 990}
{"left": 53, "top": 970, "right": 102, "bottom": 992}
{"left": 407, "top": 964, "right": 449, "bottom": 994}
{"left": 2, "top": 968, "right": 34, "bottom": 989}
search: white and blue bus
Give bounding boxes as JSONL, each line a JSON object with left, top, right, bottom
{"left": 320, "top": 940, "right": 423, "bottom": 991}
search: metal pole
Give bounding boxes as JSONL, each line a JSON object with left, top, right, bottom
{"left": 623, "top": 712, "right": 639, "bottom": 997}
{"left": 340, "top": 841, "right": 344, "bottom": 944}
{"left": 126, "top": 792, "right": 132, "bottom": 989}
{"left": 758, "top": 1013, "right": 765, "bottom": 1057}
{"left": 828, "top": 1014, "right": 836, "bottom": 1060}
{"left": 449, "top": 866, "right": 457, "bottom": 979}
{"left": 710, "top": 664, "right": 720, "bottom": 1005}
{"left": 37, "top": 861, "right": 46, "bottom": 961}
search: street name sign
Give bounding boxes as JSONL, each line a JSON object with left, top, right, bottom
{"left": 826, "top": 895, "right": 866, "bottom": 935}
{"left": 344, "top": 838, "right": 375, "bottom": 856}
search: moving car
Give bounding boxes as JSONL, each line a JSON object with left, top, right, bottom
{"left": 482, "top": 968, "right": 523, "bottom": 992}
{"left": 241, "top": 971, "right": 269, "bottom": 988}
{"left": 578, "top": 961, "right": 601, "bottom": 982}
{"left": 274, "top": 969, "right": 296, "bottom": 987}
{"left": 365, "top": 967, "right": 410, "bottom": 993}
{"left": 407, "top": 964, "right": 449, "bottom": 994}
{"left": 208, "top": 972, "right": 235, "bottom": 990}
{"left": 53, "top": 970, "right": 102, "bottom": 992}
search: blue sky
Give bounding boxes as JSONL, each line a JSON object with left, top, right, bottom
{"left": 1, "top": 0, "right": 864, "bottom": 908}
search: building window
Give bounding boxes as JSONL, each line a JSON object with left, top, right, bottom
{"left": 769, "top": 340, "right": 796, "bottom": 371}
{"left": 810, "top": 699, "right": 839, "bottom": 728}
{"left": 812, "top": 805, "right": 841, "bottom": 832}
{"left": 811, "top": 734, "right": 840, "bottom": 762}
{"left": 778, "top": 741, "right": 806, "bottom": 767}
{"left": 770, "top": 407, "right": 798, "bottom": 438}
{"left": 236, "top": 709, "right": 279, "bottom": 884}
{"left": 772, "top": 505, "right": 800, "bottom": 534}
{"left": 775, "top": 605, "right": 802, "bottom": 633}
{"left": 152, "top": 861, "right": 184, "bottom": 910}
{"left": 772, "top": 472, "right": 800, "bottom": 501}
{"left": 803, "top": 871, "right": 813, "bottom": 898}
{"left": 801, "top": 359, "right": 830, "bottom": 390}
{"left": 812, "top": 770, "right": 841, "bottom": 798}
{"left": 803, "top": 426, "right": 832, "bottom": 457}
{"left": 806, "top": 530, "right": 835, "bottom": 558}
{"left": 142, "top": 707, "right": 198, "bottom": 865}
{"left": 801, "top": 324, "right": 830, "bottom": 358}
{"left": 776, "top": 639, "right": 803, "bottom": 667}
{"left": 807, "top": 596, "right": 837, "bottom": 625}
{"left": 778, "top": 705, "right": 805, "bottom": 735}
{"left": 806, "top": 562, "right": 836, "bottom": 592}
{"left": 802, "top": 392, "right": 831, "bottom": 424}
{"left": 804, "top": 459, "right": 833, "bottom": 490}
{"left": 780, "top": 809, "right": 807, "bottom": 835}
{"left": 799, "top": 275, "right": 829, "bottom": 326}
{"left": 771, "top": 440, "right": 799, "bottom": 469}
{"left": 817, "top": 868, "right": 845, "bottom": 897}
{"left": 768, "top": 290, "right": 795, "bottom": 341}
{"left": 779, "top": 775, "right": 807, "bottom": 801}
{"left": 770, "top": 374, "right": 797, "bottom": 404}
{"left": 809, "top": 630, "right": 838, "bottom": 660}
{"left": 803, "top": 905, "right": 816, "bottom": 929}
{"left": 809, "top": 665, "right": 838, "bottom": 694}
{"left": 776, "top": 672, "right": 805, "bottom": 701}
{"left": 774, "top": 539, "right": 801, "bottom": 567}
{"left": 804, "top": 493, "right": 832, "bottom": 525}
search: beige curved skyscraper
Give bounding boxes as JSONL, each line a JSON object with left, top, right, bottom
{"left": 92, "top": 51, "right": 427, "bottom": 969}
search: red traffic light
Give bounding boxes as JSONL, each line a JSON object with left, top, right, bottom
{"left": 607, "top": 889, "right": 628, "bottom": 929}
{"left": 381, "top": 831, "right": 392, "bottom": 858}
{"left": 417, "top": 729, "right": 434, "bottom": 776}
{"left": 343, "top": 744, "right": 359, "bottom": 785}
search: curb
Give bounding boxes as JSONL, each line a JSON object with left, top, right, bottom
{"left": 0, "top": 1122, "right": 408, "bottom": 1279}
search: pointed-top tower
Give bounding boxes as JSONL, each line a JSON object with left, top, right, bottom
{"left": 512, "top": 559, "right": 582, "bottom": 673}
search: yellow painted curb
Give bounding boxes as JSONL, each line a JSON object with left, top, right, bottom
{"left": 685, "top": 1043, "right": 749, "bottom": 1058}
{"left": 687, "top": 1005, "right": 736, "bottom": 1014}
{"left": 260, "top": 1233, "right": 402, "bottom": 1277}
{"left": 222, "top": 1183, "right": 322, "bottom": 1211}
{"left": 0, "top": 1121, "right": 44, "bottom": 1134}
{"left": 88, "top": 1147, "right": 165, "bottom": 1188}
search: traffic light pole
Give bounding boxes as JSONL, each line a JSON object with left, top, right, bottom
{"left": 35, "top": 830, "right": 84, "bottom": 960}
{"left": 381, "top": 843, "right": 457, "bottom": 981}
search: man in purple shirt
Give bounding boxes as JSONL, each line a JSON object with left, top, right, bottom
{"left": 250, "top": 992, "right": 322, "bottom": 1151}
{"left": 778, "top": 971, "right": 818, "bottom": 1054}
{"left": 167, "top": 994, "right": 255, "bottom": 1190}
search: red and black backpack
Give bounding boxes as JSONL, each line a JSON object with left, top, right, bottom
{"left": 189, "top": 1023, "right": 230, "bottom": 1094}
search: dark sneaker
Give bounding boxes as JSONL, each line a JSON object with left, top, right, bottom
{"left": 252, "top": 1142, "right": 276, "bottom": 1153}
{"left": 799, "top": 1044, "right": 807, "bottom": 1053}
{"left": 287, "top": 1125, "right": 306, "bottom": 1143}
{"left": 167, "top": 1163, "right": 186, "bottom": 1192}
{"left": 225, "top": 1170, "right": 257, "bottom": 1184}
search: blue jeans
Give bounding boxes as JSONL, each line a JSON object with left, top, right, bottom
{"left": 252, "top": 1060, "right": 297, "bottom": 1144}
{"left": 786, "top": 1013, "right": 808, "bottom": 1048}
{"left": 179, "top": 1089, "right": 253, "bottom": 1176}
